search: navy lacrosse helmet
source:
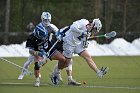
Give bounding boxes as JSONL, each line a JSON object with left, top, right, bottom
{"left": 34, "top": 26, "right": 48, "bottom": 40}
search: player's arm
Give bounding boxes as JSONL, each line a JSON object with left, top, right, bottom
{"left": 29, "top": 48, "right": 46, "bottom": 57}
{"left": 70, "top": 23, "right": 83, "bottom": 35}
{"left": 48, "top": 24, "right": 59, "bottom": 34}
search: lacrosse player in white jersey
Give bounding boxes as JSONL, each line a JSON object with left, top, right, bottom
{"left": 51, "top": 18, "right": 109, "bottom": 85}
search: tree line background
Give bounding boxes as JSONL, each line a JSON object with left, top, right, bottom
{"left": 0, "top": 0, "right": 140, "bottom": 45}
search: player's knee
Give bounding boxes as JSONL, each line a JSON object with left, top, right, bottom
{"left": 59, "top": 57, "right": 66, "bottom": 63}
{"left": 66, "top": 59, "right": 73, "bottom": 70}
{"left": 34, "top": 62, "right": 40, "bottom": 70}
{"left": 68, "top": 59, "right": 73, "bottom": 65}
{"left": 66, "top": 63, "right": 72, "bottom": 71}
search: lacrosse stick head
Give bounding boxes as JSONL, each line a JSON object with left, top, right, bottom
{"left": 105, "top": 31, "right": 116, "bottom": 39}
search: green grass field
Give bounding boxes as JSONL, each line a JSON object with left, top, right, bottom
{"left": 0, "top": 56, "right": 140, "bottom": 93}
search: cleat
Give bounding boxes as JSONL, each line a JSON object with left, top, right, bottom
{"left": 98, "top": 67, "right": 109, "bottom": 78}
{"left": 57, "top": 73, "right": 63, "bottom": 81}
{"left": 34, "top": 80, "right": 40, "bottom": 87}
{"left": 50, "top": 72, "right": 63, "bottom": 85}
{"left": 50, "top": 73, "right": 59, "bottom": 85}
{"left": 102, "top": 67, "right": 109, "bottom": 75}
{"left": 57, "top": 73, "right": 63, "bottom": 85}
{"left": 18, "top": 74, "right": 24, "bottom": 80}
{"left": 68, "top": 79, "right": 82, "bottom": 86}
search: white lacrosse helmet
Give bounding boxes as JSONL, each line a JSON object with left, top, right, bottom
{"left": 92, "top": 18, "right": 102, "bottom": 32}
{"left": 41, "top": 12, "right": 51, "bottom": 26}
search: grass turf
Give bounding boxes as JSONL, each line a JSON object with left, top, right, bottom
{"left": 0, "top": 56, "right": 140, "bottom": 93}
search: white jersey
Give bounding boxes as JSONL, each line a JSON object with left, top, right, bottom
{"left": 46, "top": 23, "right": 59, "bottom": 42}
{"left": 49, "top": 24, "right": 59, "bottom": 33}
{"left": 46, "top": 24, "right": 59, "bottom": 33}
{"left": 63, "top": 19, "right": 89, "bottom": 46}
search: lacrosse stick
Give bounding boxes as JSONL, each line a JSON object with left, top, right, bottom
{"left": 0, "top": 57, "right": 33, "bottom": 75}
{"left": 89, "top": 31, "right": 116, "bottom": 39}
{"left": 38, "top": 40, "right": 59, "bottom": 67}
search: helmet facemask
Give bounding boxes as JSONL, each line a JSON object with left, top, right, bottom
{"left": 41, "top": 12, "right": 51, "bottom": 26}
{"left": 42, "top": 19, "right": 51, "bottom": 26}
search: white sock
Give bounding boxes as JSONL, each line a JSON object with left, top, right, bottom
{"left": 68, "top": 76, "right": 72, "bottom": 81}
{"left": 35, "top": 77, "right": 40, "bottom": 81}
{"left": 66, "top": 59, "right": 73, "bottom": 71}
{"left": 97, "top": 69, "right": 100, "bottom": 74}
{"left": 53, "top": 64, "right": 61, "bottom": 74}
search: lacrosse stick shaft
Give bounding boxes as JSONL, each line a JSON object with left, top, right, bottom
{"left": 88, "top": 35, "right": 105, "bottom": 40}
{"left": 0, "top": 57, "right": 32, "bottom": 75}
{"left": 93, "top": 35, "right": 105, "bottom": 38}
{"left": 88, "top": 31, "right": 116, "bottom": 40}
{"left": 48, "top": 40, "right": 59, "bottom": 53}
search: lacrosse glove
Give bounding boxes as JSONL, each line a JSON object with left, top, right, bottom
{"left": 55, "top": 31, "right": 64, "bottom": 41}
{"left": 37, "top": 49, "right": 47, "bottom": 57}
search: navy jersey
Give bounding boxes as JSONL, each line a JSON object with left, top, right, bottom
{"left": 26, "top": 33, "right": 48, "bottom": 51}
{"left": 26, "top": 22, "right": 57, "bottom": 58}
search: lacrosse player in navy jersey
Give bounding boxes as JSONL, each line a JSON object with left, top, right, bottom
{"left": 25, "top": 12, "right": 67, "bottom": 87}
{"left": 18, "top": 12, "right": 59, "bottom": 80}
{"left": 18, "top": 12, "right": 61, "bottom": 80}
{"left": 51, "top": 18, "right": 109, "bottom": 86}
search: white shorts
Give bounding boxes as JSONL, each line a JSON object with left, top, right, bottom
{"left": 74, "top": 43, "right": 86, "bottom": 54}
{"left": 63, "top": 42, "right": 86, "bottom": 58}
{"left": 63, "top": 42, "right": 75, "bottom": 58}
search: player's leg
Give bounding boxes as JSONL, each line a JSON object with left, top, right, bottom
{"left": 51, "top": 59, "right": 81, "bottom": 86}
{"left": 66, "top": 59, "right": 82, "bottom": 86}
{"left": 50, "top": 50, "right": 67, "bottom": 85}
{"left": 61, "top": 43, "right": 82, "bottom": 85}
{"left": 51, "top": 43, "right": 82, "bottom": 85}
{"left": 50, "top": 59, "right": 72, "bottom": 83}
{"left": 51, "top": 63, "right": 63, "bottom": 81}
{"left": 79, "top": 50, "right": 109, "bottom": 78}
{"left": 18, "top": 55, "right": 34, "bottom": 80}
{"left": 34, "top": 56, "right": 44, "bottom": 87}
{"left": 50, "top": 42, "right": 74, "bottom": 85}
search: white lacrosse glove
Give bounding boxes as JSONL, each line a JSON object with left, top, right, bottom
{"left": 82, "top": 41, "right": 89, "bottom": 48}
{"left": 81, "top": 31, "right": 88, "bottom": 38}
{"left": 81, "top": 31, "right": 89, "bottom": 48}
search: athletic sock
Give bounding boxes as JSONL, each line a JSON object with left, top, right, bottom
{"left": 68, "top": 76, "right": 73, "bottom": 81}
{"left": 35, "top": 77, "right": 40, "bottom": 81}
{"left": 53, "top": 64, "right": 61, "bottom": 75}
